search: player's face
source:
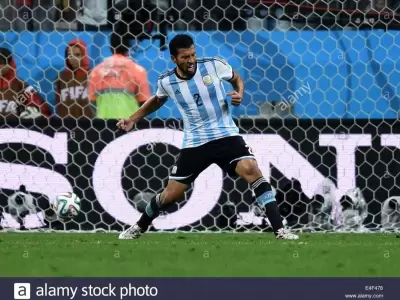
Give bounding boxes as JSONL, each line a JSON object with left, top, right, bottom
{"left": 68, "top": 45, "right": 83, "bottom": 70}
{"left": 173, "top": 45, "right": 197, "bottom": 76}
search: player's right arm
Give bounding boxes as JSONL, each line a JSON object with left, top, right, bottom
{"left": 117, "top": 79, "right": 168, "bottom": 131}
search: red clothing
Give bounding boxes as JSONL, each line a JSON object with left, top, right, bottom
{"left": 16, "top": 0, "right": 32, "bottom": 6}
{"left": 56, "top": 39, "right": 92, "bottom": 118}
{"left": 0, "top": 54, "right": 50, "bottom": 118}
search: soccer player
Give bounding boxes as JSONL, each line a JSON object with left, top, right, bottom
{"left": 117, "top": 34, "right": 299, "bottom": 240}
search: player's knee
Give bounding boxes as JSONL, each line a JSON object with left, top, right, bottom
{"left": 160, "top": 188, "right": 183, "bottom": 205}
{"left": 237, "top": 159, "right": 260, "bottom": 177}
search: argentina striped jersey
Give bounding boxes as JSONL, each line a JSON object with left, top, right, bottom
{"left": 156, "top": 57, "right": 239, "bottom": 148}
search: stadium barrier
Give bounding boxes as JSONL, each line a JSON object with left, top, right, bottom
{"left": 1, "top": 30, "right": 399, "bottom": 119}
{"left": 0, "top": 117, "right": 398, "bottom": 232}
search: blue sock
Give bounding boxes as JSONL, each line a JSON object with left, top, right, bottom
{"left": 251, "top": 177, "right": 275, "bottom": 206}
{"left": 256, "top": 190, "right": 276, "bottom": 206}
{"left": 137, "top": 194, "right": 162, "bottom": 229}
{"left": 145, "top": 194, "right": 162, "bottom": 217}
{"left": 251, "top": 177, "right": 283, "bottom": 233}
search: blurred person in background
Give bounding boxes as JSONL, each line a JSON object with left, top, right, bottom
{"left": 54, "top": 0, "right": 79, "bottom": 30}
{"left": 309, "top": 178, "right": 338, "bottom": 231}
{"left": 32, "top": 0, "right": 59, "bottom": 30}
{"left": 0, "top": 47, "right": 50, "bottom": 119}
{"left": 112, "top": 0, "right": 168, "bottom": 50}
{"left": 3, "top": 185, "right": 42, "bottom": 230}
{"left": 76, "top": 0, "right": 108, "bottom": 28}
{"left": 55, "top": 39, "right": 93, "bottom": 119}
{"left": 381, "top": 196, "right": 400, "bottom": 230}
{"left": 87, "top": 33, "right": 151, "bottom": 119}
{"left": 0, "top": 185, "right": 58, "bottom": 230}
{"left": 11, "top": 0, "right": 58, "bottom": 31}
{"left": 11, "top": 0, "right": 33, "bottom": 31}
{"left": 339, "top": 187, "right": 368, "bottom": 231}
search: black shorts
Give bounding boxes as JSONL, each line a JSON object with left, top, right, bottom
{"left": 169, "top": 136, "right": 255, "bottom": 184}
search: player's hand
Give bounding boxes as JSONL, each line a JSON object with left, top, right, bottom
{"left": 227, "top": 91, "right": 243, "bottom": 106}
{"left": 117, "top": 118, "right": 135, "bottom": 132}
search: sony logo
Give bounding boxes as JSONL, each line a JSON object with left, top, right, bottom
{"left": 0, "top": 128, "right": 398, "bottom": 230}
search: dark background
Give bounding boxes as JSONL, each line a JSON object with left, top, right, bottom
{"left": 2, "top": 0, "right": 400, "bottom": 32}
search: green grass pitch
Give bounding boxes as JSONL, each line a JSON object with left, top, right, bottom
{"left": 0, "top": 233, "right": 399, "bottom": 277}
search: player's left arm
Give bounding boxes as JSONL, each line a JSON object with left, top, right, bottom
{"left": 227, "top": 70, "right": 244, "bottom": 106}
{"left": 214, "top": 58, "right": 244, "bottom": 106}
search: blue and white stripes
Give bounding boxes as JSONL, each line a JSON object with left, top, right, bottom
{"left": 157, "top": 57, "right": 239, "bottom": 148}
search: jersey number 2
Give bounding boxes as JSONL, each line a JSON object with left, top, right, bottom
{"left": 246, "top": 144, "right": 254, "bottom": 155}
{"left": 194, "top": 93, "right": 203, "bottom": 107}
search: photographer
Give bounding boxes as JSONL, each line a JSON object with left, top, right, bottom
{"left": 309, "top": 179, "right": 337, "bottom": 231}
{"left": 381, "top": 196, "right": 400, "bottom": 230}
{"left": 339, "top": 187, "right": 368, "bottom": 231}
{"left": 0, "top": 185, "right": 57, "bottom": 230}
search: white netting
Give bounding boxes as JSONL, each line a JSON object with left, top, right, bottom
{"left": 0, "top": 0, "right": 399, "bottom": 233}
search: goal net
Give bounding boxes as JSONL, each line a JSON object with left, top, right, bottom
{"left": 0, "top": 0, "right": 398, "bottom": 233}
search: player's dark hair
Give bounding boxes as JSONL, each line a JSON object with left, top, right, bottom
{"left": 169, "top": 34, "right": 194, "bottom": 57}
{"left": 0, "top": 47, "right": 12, "bottom": 65}
{"left": 110, "top": 33, "right": 131, "bottom": 55}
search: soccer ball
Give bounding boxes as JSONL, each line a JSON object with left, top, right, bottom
{"left": 55, "top": 193, "right": 81, "bottom": 219}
